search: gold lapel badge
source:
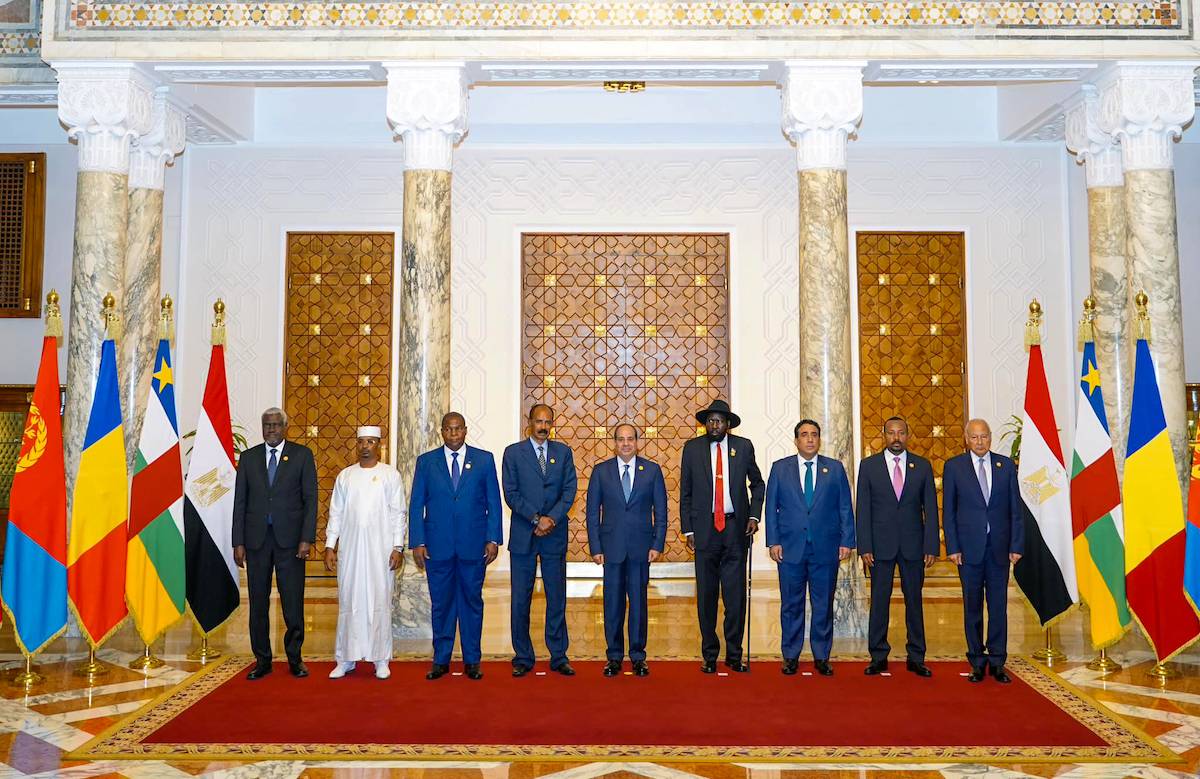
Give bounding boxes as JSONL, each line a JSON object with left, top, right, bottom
{"left": 465, "top": 462, "right": 473, "bottom": 470}
{"left": 638, "top": 465, "right": 644, "bottom": 471}
{"left": 995, "top": 461, "right": 1002, "bottom": 468}
{"left": 909, "top": 462, "right": 915, "bottom": 469}
{"left": 731, "top": 449, "right": 737, "bottom": 457}
{"left": 282, "top": 456, "right": 289, "bottom": 462}
{"left": 822, "top": 467, "right": 829, "bottom": 473}
{"left": 549, "top": 458, "right": 555, "bottom": 464}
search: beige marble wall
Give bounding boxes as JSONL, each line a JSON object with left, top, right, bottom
{"left": 394, "top": 168, "right": 452, "bottom": 639}
{"left": 120, "top": 186, "right": 165, "bottom": 465}
{"left": 1124, "top": 168, "right": 1188, "bottom": 485}
{"left": 1086, "top": 185, "right": 1131, "bottom": 470}
{"left": 64, "top": 170, "right": 129, "bottom": 497}
{"left": 797, "top": 167, "right": 865, "bottom": 638}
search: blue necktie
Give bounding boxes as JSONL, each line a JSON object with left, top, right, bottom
{"left": 451, "top": 451, "right": 461, "bottom": 491}
{"left": 803, "top": 461, "right": 814, "bottom": 509}
{"left": 622, "top": 464, "right": 632, "bottom": 501}
{"left": 267, "top": 448, "right": 278, "bottom": 525}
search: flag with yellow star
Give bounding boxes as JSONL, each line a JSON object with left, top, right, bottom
{"left": 126, "top": 337, "right": 187, "bottom": 644}
{"left": 1070, "top": 339, "right": 1131, "bottom": 649}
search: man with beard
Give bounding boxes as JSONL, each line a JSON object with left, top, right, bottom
{"left": 856, "top": 416, "right": 940, "bottom": 678}
{"left": 680, "top": 399, "right": 765, "bottom": 673}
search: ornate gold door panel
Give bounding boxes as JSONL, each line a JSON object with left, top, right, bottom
{"left": 856, "top": 231, "right": 968, "bottom": 526}
{"left": 521, "top": 233, "right": 731, "bottom": 563}
{"left": 283, "top": 232, "right": 394, "bottom": 558}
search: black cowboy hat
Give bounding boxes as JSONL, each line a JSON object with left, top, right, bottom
{"left": 695, "top": 399, "right": 741, "bottom": 429}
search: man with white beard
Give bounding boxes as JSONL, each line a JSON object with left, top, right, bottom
{"left": 324, "top": 426, "right": 408, "bottom": 679}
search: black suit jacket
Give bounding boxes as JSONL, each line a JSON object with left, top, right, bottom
{"left": 855, "top": 450, "right": 940, "bottom": 561}
{"left": 232, "top": 441, "right": 319, "bottom": 551}
{"left": 679, "top": 433, "right": 765, "bottom": 552}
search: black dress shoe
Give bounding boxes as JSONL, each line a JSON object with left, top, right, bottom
{"left": 288, "top": 661, "right": 309, "bottom": 678}
{"left": 968, "top": 667, "right": 986, "bottom": 683}
{"left": 724, "top": 659, "right": 750, "bottom": 673}
{"left": 465, "top": 664, "right": 483, "bottom": 680}
{"left": 603, "top": 660, "right": 621, "bottom": 677}
{"left": 632, "top": 660, "right": 650, "bottom": 677}
{"left": 814, "top": 659, "right": 834, "bottom": 676}
{"left": 552, "top": 662, "right": 576, "bottom": 676}
{"left": 426, "top": 663, "right": 449, "bottom": 680}
{"left": 906, "top": 659, "right": 933, "bottom": 677}
{"left": 781, "top": 658, "right": 799, "bottom": 675}
{"left": 246, "top": 664, "right": 272, "bottom": 681}
{"left": 512, "top": 665, "right": 531, "bottom": 677}
{"left": 992, "top": 667, "right": 1012, "bottom": 684}
{"left": 864, "top": 660, "right": 888, "bottom": 675}
{"left": 700, "top": 660, "right": 717, "bottom": 674}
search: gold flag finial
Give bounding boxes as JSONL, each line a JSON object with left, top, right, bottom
{"left": 45, "top": 289, "right": 63, "bottom": 342}
{"left": 1025, "top": 299, "right": 1043, "bottom": 350}
{"left": 102, "top": 292, "right": 122, "bottom": 342}
{"left": 1078, "top": 295, "right": 1097, "bottom": 349}
{"left": 159, "top": 295, "right": 175, "bottom": 342}
{"left": 211, "top": 298, "right": 226, "bottom": 346}
{"left": 1134, "top": 290, "right": 1151, "bottom": 342}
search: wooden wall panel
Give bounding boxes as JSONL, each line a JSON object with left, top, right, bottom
{"left": 856, "top": 231, "right": 968, "bottom": 504}
{"left": 522, "top": 233, "right": 730, "bottom": 563}
{"left": 283, "top": 232, "right": 393, "bottom": 558}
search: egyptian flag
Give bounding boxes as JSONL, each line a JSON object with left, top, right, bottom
{"left": 1013, "top": 343, "right": 1078, "bottom": 625}
{"left": 67, "top": 338, "right": 130, "bottom": 647}
{"left": 183, "top": 344, "right": 240, "bottom": 633}
{"left": 1125, "top": 337, "right": 1200, "bottom": 661}
{"left": 1, "top": 335, "right": 68, "bottom": 655}
{"left": 126, "top": 338, "right": 187, "bottom": 644}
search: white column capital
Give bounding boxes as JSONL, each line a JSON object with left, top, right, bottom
{"left": 1096, "top": 62, "right": 1198, "bottom": 172}
{"left": 54, "top": 62, "right": 156, "bottom": 174}
{"left": 781, "top": 61, "right": 866, "bottom": 172}
{"left": 384, "top": 61, "right": 469, "bottom": 171}
{"left": 1065, "top": 84, "right": 1124, "bottom": 189}
{"left": 129, "top": 88, "right": 187, "bottom": 191}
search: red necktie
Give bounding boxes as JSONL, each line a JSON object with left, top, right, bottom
{"left": 714, "top": 442, "right": 726, "bottom": 532}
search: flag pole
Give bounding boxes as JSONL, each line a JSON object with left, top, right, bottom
{"left": 1087, "top": 647, "right": 1121, "bottom": 673}
{"left": 1032, "top": 627, "right": 1066, "bottom": 665}
{"left": 1148, "top": 661, "right": 1180, "bottom": 680}
{"left": 187, "top": 633, "right": 222, "bottom": 663}
{"left": 129, "top": 643, "right": 165, "bottom": 671}
{"left": 74, "top": 648, "right": 108, "bottom": 681}
{"left": 744, "top": 533, "right": 753, "bottom": 670}
{"left": 11, "top": 656, "right": 43, "bottom": 689}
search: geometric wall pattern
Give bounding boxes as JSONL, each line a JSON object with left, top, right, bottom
{"left": 521, "top": 233, "right": 730, "bottom": 562}
{"left": 282, "top": 232, "right": 394, "bottom": 558}
{"left": 856, "top": 230, "right": 968, "bottom": 498}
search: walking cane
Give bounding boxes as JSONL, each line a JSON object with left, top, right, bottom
{"left": 745, "top": 534, "right": 754, "bottom": 670}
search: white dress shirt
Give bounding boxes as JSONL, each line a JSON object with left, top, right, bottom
{"left": 617, "top": 456, "right": 636, "bottom": 491}
{"left": 974, "top": 452, "right": 992, "bottom": 496}
{"left": 444, "top": 445, "right": 467, "bottom": 476}
{"left": 798, "top": 454, "right": 819, "bottom": 488}
{"left": 266, "top": 441, "right": 285, "bottom": 468}
{"left": 710, "top": 438, "right": 734, "bottom": 513}
{"left": 888, "top": 449, "right": 908, "bottom": 489}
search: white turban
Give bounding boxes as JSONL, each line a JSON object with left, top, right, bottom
{"left": 356, "top": 425, "right": 383, "bottom": 439}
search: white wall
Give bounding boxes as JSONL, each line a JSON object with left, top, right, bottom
{"left": 1177, "top": 144, "right": 1200, "bottom": 384}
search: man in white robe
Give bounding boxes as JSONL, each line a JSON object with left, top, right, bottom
{"left": 325, "top": 426, "right": 408, "bottom": 679}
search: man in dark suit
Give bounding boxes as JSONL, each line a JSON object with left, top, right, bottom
{"left": 502, "top": 403, "right": 578, "bottom": 677}
{"left": 409, "top": 412, "right": 503, "bottom": 681}
{"left": 856, "top": 416, "right": 940, "bottom": 677}
{"left": 944, "top": 418, "right": 1024, "bottom": 683}
{"left": 586, "top": 423, "right": 667, "bottom": 677}
{"left": 680, "top": 399, "right": 765, "bottom": 673}
{"left": 764, "top": 419, "right": 854, "bottom": 676}
{"left": 233, "top": 407, "right": 319, "bottom": 680}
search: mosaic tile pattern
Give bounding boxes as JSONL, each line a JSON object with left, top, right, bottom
{"left": 64, "top": 0, "right": 1185, "bottom": 35}
{"left": 0, "top": 0, "right": 42, "bottom": 60}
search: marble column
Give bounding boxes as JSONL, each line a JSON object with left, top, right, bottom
{"left": 122, "top": 88, "right": 186, "bottom": 465}
{"left": 56, "top": 63, "right": 154, "bottom": 500}
{"left": 1066, "top": 84, "right": 1132, "bottom": 469}
{"left": 782, "top": 61, "right": 867, "bottom": 638}
{"left": 1098, "top": 62, "right": 1197, "bottom": 487}
{"left": 384, "top": 62, "right": 468, "bottom": 640}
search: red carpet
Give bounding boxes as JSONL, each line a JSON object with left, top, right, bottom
{"left": 76, "top": 657, "right": 1175, "bottom": 763}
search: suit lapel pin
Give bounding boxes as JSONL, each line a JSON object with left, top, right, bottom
{"left": 465, "top": 462, "right": 473, "bottom": 470}
{"left": 822, "top": 467, "right": 829, "bottom": 473}
{"left": 638, "top": 465, "right": 644, "bottom": 471}
{"left": 995, "top": 461, "right": 1002, "bottom": 468}
{"left": 282, "top": 455, "right": 289, "bottom": 462}
{"left": 549, "top": 458, "right": 555, "bottom": 464}
{"left": 909, "top": 462, "right": 915, "bottom": 469}
{"left": 731, "top": 449, "right": 736, "bottom": 457}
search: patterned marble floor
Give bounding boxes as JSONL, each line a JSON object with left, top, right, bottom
{"left": 2, "top": 572, "right": 1199, "bottom": 778}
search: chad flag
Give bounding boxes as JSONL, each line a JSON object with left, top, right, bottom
{"left": 67, "top": 338, "right": 130, "bottom": 647}
{"left": 1124, "top": 337, "right": 1200, "bottom": 662}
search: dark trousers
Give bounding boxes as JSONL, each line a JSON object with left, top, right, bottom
{"left": 510, "top": 550, "right": 569, "bottom": 669}
{"left": 246, "top": 525, "right": 306, "bottom": 667}
{"left": 959, "top": 534, "right": 1011, "bottom": 670}
{"left": 867, "top": 556, "right": 926, "bottom": 663}
{"left": 695, "top": 518, "right": 748, "bottom": 663}
{"left": 602, "top": 556, "right": 650, "bottom": 663}
{"left": 426, "top": 556, "right": 487, "bottom": 666}
{"left": 778, "top": 541, "right": 839, "bottom": 661}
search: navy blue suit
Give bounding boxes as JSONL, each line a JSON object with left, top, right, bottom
{"left": 943, "top": 450, "right": 1024, "bottom": 670}
{"left": 408, "top": 445, "right": 503, "bottom": 666}
{"left": 585, "top": 457, "right": 668, "bottom": 663}
{"left": 501, "top": 438, "right": 577, "bottom": 670}
{"left": 764, "top": 455, "right": 854, "bottom": 661}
